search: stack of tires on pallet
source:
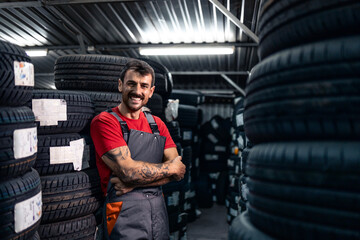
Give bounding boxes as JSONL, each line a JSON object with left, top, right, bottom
{"left": 53, "top": 54, "right": 131, "bottom": 238}
{"left": 27, "top": 89, "right": 102, "bottom": 240}
{"left": 197, "top": 113, "right": 231, "bottom": 208}
{"left": 229, "top": 0, "right": 360, "bottom": 239}
{"left": 226, "top": 96, "right": 248, "bottom": 224}
{"left": 163, "top": 89, "right": 204, "bottom": 240}
{"left": 0, "top": 40, "right": 41, "bottom": 240}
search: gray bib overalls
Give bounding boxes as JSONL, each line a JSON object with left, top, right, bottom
{"left": 103, "top": 110, "right": 170, "bottom": 240}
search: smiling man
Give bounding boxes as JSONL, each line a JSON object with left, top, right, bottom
{"left": 90, "top": 59, "right": 186, "bottom": 240}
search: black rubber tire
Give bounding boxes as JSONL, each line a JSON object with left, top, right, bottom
{"left": 248, "top": 191, "right": 359, "bottom": 231}
{"left": 55, "top": 55, "right": 129, "bottom": 92}
{"left": 244, "top": 36, "right": 360, "bottom": 143}
{"left": 180, "top": 128, "right": 193, "bottom": 146}
{"left": 0, "top": 106, "right": 37, "bottom": 178}
{"left": 169, "top": 90, "right": 205, "bottom": 106}
{"left": 248, "top": 205, "right": 360, "bottom": 240}
{"left": 41, "top": 169, "right": 103, "bottom": 223}
{"left": 28, "top": 90, "right": 94, "bottom": 134}
{"left": 245, "top": 142, "right": 360, "bottom": 191}
{"left": 166, "top": 121, "right": 181, "bottom": 142}
{"left": 0, "top": 168, "right": 42, "bottom": 240}
{"left": 35, "top": 133, "right": 89, "bottom": 175}
{"left": 31, "top": 231, "right": 40, "bottom": 240}
{"left": 177, "top": 105, "right": 199, "bottom": 128}
{"left": 201, "top": 116, "right": 232, "bottom": 143}
{"left": 227, "top": 155, "right": 241, "bottom": 175}
{"left": 215, "top": 170, "right": 228, "bottom": 205}
{"left": 241, "top": 148, "right": 250, "bottom": 174}
{"left": 195, "top": 172, "right": 213, "bottom": 208}
{"left": 78, "top": 91, "right": 122, "bottom": 115}
{"left": 145, "top": 93, "right": 163, "bottom": 117}
{"left": 232, "top": 97, "right": 244, "bottom": 129}
{"left": 258, "top": 0, "right": 360, "bottom": 59}
{"left": 39, "top": 214, "right": 96, "bottom": 240}
{"left": 247, "top": 178, "right": 360, "bottom": 212}
{"left": 228, "top": 211, "right": 275, "bottom": 240}
{"left": 0, "top": 40, "right": 34, "bottom": 106}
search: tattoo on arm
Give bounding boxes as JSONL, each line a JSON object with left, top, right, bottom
{"left": 103, "top": 147, "right": 172, "bottom": 185}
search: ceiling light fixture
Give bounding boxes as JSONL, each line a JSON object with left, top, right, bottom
{"left": 139, "top": 46, "right": 234, "bottom": 56}
{"left": 25, "top": 49, "right": 48, "bottom": 57}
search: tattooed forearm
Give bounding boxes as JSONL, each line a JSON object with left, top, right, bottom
{"left": 120, "top": 162, "right": 172, "bottom": 185}
{"left": 102, "top": 147, "right": 181, "bottom": 186}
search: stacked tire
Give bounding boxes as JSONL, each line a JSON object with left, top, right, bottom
{"left": 230, "top": 1, "right": 360, "bottom": 239}
{"left": 226, "top": 97, "right": 247, "bottom": 224}
{"left": 198, "top": 114, "right": 231, "bottom": 207}
{"left": 0, "top": 40, "right": 41, "bottom": 239}
{"left": 53, "top": 54, "right": 133, "bottom": 238}
{"left": 26, "top": 89, "right": 102, "bottom": 240}
{"left": 163, "top": 90, "right": 204, "bottom": 239}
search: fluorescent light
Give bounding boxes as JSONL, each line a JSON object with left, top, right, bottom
{"left": 26, "top": 49, "right": 47, "bottom": 57}
{"left": 139, "top": 46, "right": 234, "bottom": 55}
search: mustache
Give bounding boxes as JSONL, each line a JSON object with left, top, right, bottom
{"left": 128, "top": 92, "right": 144, "bottom": 99}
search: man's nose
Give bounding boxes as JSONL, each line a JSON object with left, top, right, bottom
{"left": 133, "top": 83, "right": 142, "bottom": 93}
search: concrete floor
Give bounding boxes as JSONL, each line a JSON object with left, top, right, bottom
{"left": 187, "top": 204, "right": 229, "bottom": 240}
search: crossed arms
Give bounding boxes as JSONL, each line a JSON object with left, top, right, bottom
{"left": 102, "top": 145, "right": 186, "bottom": 195}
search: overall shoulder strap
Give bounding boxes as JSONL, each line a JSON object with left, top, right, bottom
{"left": 106, "top": 109, "right": 130, "bottom": 143}
{"left": 143, "top": 111, "right": 160, "bottom": 135}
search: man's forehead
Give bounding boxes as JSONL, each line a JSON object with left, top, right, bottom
{"left": 124, "top": 70, "right": 152, "bottom": 82}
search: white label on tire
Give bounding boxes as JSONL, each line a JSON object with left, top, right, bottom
{"left": 50, "top": 138, "right": 84, "bottom": 171}
{"left": 13, "top": 61, "right": 34, "bottom": 86}
{"left": 235, "top": 165, "right": 240, "bottom": 175}
{"left": 195, "top": 158, "right": 199, "bottom": 167}
{"left": 32, "top": 99, "right": 67, "bottom": 126}
{"left": 14, "top": 191, "right": 42, "bottom": 233}
{"left": 214, "top": 146, "right": 226, "bottom": 152}
{"left": 227, "top": 159, "right": 234, "bottom": 167}
{"left": 167, "top": 191, "right": 179, "bottom": 206}
{"left": 236, "top": 113, "right": 243, "bottom": 127}
{"left": 13, "top": 127, "right": 37, "bottom": 159}
{"left": 211, "top": 119, "right": 219, "bottom": 129}
{"left": 184, "top": 202, "right": 191, "bottom": 211}
{"left": 205, "top": 154, "right": 219, "bottom": 161}
{"left": 237, "top": 135, "right": 244, "bottom": 149}
{"left": 193, "top": 135, "right": 198, "bottom": 143}
{"left": 230, "top": 207, "right": 238, "bottom": 217}
{"left": 182, "top": 131, "right": 192, "bottom": 141}
{"left": 207, "top": 134, "right": 218, "bottom": 144}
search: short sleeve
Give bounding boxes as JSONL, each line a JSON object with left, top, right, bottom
{"left": 90, "top": 112, "right": 127, "bottom": 157}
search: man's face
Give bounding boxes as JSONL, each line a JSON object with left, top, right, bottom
{"left": 119, "top": 69, "right": 155, "bottom": 112}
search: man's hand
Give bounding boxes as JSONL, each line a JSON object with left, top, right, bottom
{"left": 110, "top": 177, "right": 134, "bottom": 196}
{"left": 167, "top": 156, "right": 186, "bottom": 181}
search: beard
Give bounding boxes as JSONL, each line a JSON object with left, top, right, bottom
{"left": 122, "top": 92, "right": 147, "bottom": 112}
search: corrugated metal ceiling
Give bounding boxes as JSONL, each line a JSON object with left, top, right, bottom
{"left": 0, "top": 0, "right": 260, "bottom": 91}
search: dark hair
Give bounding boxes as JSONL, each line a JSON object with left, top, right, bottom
{"left": 120, "top": 59, "right": 155, "bottom": 86}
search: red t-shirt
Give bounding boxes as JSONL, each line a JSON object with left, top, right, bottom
{"left": 90, "top": 107, "right": 176, "bottom": 195}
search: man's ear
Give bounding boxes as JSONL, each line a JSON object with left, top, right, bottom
{"left": 118, "top": 79, "right": 123, "bottom": 93}
{"left": 149, "top": 86, "right": 155, "bottom": 98}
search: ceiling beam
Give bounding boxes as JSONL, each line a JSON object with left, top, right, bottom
{"left": 221, "top": 74, "right": 246, "bottom": 96}
{"left": 23, "top": 42, "right": 257, "bottom": 51}
{"left": 209, "top": 0, "right": 259, "bottom": 44}
{"left": 0, "top": 0, "right": 142, "bottom": 8}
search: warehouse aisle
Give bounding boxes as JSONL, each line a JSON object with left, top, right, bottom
{"left": 187, "top": 204, "right": 229, "bottom": 240}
